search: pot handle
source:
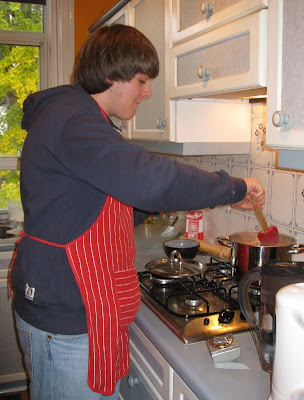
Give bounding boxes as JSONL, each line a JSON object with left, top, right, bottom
{"left": 216, "top": 236, "right": 236, "bottom": 267}
{"left": 238, "top": 267, "right": 261, "bottom": 327}
{"left": 287, "top": 244, "right": 304, "bottom": 254}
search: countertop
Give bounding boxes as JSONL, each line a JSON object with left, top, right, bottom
{"left": 133, "top": 247, "right": 271, "bottom": 400}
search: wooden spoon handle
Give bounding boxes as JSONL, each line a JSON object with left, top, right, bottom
{"left": 250, "top": 196, "right": 268, "bottom": 232}
{"left": 179, "top": 236, "right": 231, "bottom": 260}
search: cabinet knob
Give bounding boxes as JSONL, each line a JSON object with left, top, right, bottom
{"left": 127, "top": 376, "right": 139, "bottom": 388}
{"left": 197, "top": 66, "right": 210, "bottom": 81}
{"left": 200, "top": 1, "right": 214, "bottom": 15}
{"left": 156, "top": 119, "right": 166, "bottom": 130}
{"left": 272, "top": 111, "right": 290, "bottom": 127}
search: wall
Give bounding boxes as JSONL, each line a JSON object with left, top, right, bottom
{"left": 167, "top": 101, "right": 304, "bottom": 262}
{"left": 74, "top": 0, "right": 118, "bottom": 56}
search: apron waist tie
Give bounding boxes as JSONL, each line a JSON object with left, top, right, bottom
{"left": 8, "top": 230, "right": 66, "bottom": 298}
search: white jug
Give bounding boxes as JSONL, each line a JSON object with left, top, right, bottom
{"left": 269, "top": 283, "right": 304, "bottom": 400}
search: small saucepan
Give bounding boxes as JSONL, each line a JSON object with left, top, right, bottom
{"left": 163, "top": 238, "right": 200, "bottom": 259}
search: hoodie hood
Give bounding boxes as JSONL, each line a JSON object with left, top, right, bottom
{"left": 21, "top": 85, "right": 94, "bottom": 131}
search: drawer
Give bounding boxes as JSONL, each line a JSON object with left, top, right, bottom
{"left": 169, "top": 10, "right": 267, "bottom": 99}
{"left": 171, "top": 0, "right": 268, "bottom": 45}
{"left": 129, "top": 324, "right": 170, "bottom": 400}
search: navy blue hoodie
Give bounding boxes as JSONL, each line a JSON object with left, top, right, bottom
{"left": 11, "top": 85, "right": 247, "bottom": 334}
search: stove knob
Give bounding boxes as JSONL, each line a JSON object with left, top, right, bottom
{"left": 218, "top": 310, "right": 235, "bottom": 324}
{"left": 204, "top": 318, "right": 210, "bottom": 325}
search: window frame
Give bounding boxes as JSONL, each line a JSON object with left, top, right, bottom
{"left": 0, "top": 0, "right": 74, "bottom": 171}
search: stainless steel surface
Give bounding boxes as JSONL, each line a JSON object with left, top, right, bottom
{"left": 139, "top": 258, "right": 257, "bottom": 344}
{"left": 145, "top": 252, "right": 204, "bottom": 279}
{"left": 216, "top": 232, "right": 304, "bottom": 282}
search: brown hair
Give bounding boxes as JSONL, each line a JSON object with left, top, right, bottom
{"left": 72, "top": 24, "right": 159, "bottom": 94}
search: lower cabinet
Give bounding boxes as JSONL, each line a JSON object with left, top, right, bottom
{"left": 0, "top": 250, "right": 27, "bottom": 394}
{"left": 120, "top": 323, "right": 199, "bottom": 400}
{"left": 172, "top": 370, "right": 199, "bottom": 400}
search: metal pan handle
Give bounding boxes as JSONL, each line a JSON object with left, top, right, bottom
{"left": 287, "top": 244, "right": 304, "bottom": 254}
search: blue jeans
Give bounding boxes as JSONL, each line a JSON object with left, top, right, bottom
{"left": 15, "top": 313, "right": 120, "bottom": 400}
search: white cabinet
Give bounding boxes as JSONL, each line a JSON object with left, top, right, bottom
{"left": 171, "top": 0, "right": 268, "bottom": 46}
{"left": 106, "top": 5, "right": 131, "bottom": 140}
{"left": 169, "top": 10, "right": 267, "bottom": 99}
{"left": 123, "top": 323, "right": 199, "bottom": 400}
{"left": 0, "top": 251, "right": 27, "bottom": 394}
{"left": 266, "top": 0, "right": 304, "bottom": 152}
{"left": 128, "top": 324, "right": 171, "bottom": 399}
{"left": 128, "top": 0, "right": 170, "bottom": 141}
{"left": 172, "top": 370, "right": 199, "bottom": 400}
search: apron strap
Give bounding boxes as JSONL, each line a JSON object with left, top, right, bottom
{"left": 8, "top": 230, "right": 65, "bottom": 298}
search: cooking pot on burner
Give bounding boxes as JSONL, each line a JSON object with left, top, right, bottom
{"left": 145, "top": 250, "right": 204, "bottom": 279}
{"left": 216, "top": 231, "right": 304, "bottom": 282}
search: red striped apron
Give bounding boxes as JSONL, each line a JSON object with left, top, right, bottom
{"left": 14, "top": 196, "right": 141, "bottom": 395}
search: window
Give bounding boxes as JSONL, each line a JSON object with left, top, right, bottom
{"left": 0, "top": 0, "right": 74, "bottom": 209}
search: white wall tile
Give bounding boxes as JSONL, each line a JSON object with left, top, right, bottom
{"left": 228, "top": 210, "right": 247, "bottom": 234}
{"left": 200, "top": 158, "right": 214, "bottom": 172}
{"left": 270, "top": 170, "right": 295, "bottom": 226}
{"left": 231, "top": 154, "right": 249, "bottom": 164}
{"left": 212, "top": 206, "right": 229, "bottom": 239}
{"left": 202, "top": 208, "right": 212, "bottom": 238}
{"left": 184, "top": 156, "right": 200, "bottom": 167}
{"left": 231, "top": 164, "right": 248, "bottom": 179}
{"left": 250, "top": 114, "right": 275, "bottom": 167}
{"left": 214, "top": 162, "right": 230, "bottom": 175}
{"left": 248, "top": 216, "right": 260, "bottom": 232}
{"left": 214, "top": 155, "right": 231, "bottom": 162}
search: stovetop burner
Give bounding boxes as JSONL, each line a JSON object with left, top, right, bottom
{"left": 138, "top": 257, "right": 260, "bottom": 344}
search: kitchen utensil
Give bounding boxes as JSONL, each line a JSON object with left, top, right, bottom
{"left": 216, "top": 231, "right": 304, "bottom": 282}
{"left": 134, "top": 224, "right": 179, "bottom": 249}
{"left": 270, "top": 283, "right": 304, "bottom": 400}
{"left": 145, "top": 250, "right": 204, "bottom": 279}
{"left": 250, "top": 197, "right": 279, "bottom": 246}
{"left": 179, "top": 236, "right": 231, "bottom": 260}
{"left": 238, "top": 260, "right": 304, "bottom": 372}
{"left": 163, "top": 239, "right": 200, "bottom": 259}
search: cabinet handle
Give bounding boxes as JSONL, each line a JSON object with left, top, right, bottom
{"left": 272, "top": 111, "right": 290, "bottom": 127}
{"left": 197, "top": 66, "right": 210, "bottom": 81}
{"left": 156, "top": 119, "right": 166, "bottom": 130}
{"left": 200, "top": 1, "right": 213, "bottom": 15}
{"left": 127, "top": 376, "right": 139, "bottom": 388}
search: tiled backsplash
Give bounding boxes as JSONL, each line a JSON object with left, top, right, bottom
{"left": 164, "top": 101, "right": 304, "bottom": 262}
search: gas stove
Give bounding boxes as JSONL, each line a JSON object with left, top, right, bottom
{"left": 138, "top": 257, "right": 259, "bottom": 344}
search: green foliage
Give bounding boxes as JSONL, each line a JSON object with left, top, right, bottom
{"left": 0, "top": 2, "right": 42, "bottom": 207}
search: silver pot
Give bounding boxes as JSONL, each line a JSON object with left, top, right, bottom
{"left": 216, "top": 231, "right": 304, "bottom": 282}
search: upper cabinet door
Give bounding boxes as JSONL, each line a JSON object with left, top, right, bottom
{"left": 128, "top": 0, "right": 169, "bottom": 141}
{"left": 106, "top": 4, "right": 130, "bottom": 139}
{"left": 169, "top": 10, "right": 267, "bottom": 99}
{"left": 171, "top": 0, "right": 268, "bottom": 46}
{"left": 266, "top": 0, "right": 304, "bottom": 150}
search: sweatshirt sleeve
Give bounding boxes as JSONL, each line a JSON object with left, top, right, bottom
{"left": 59, "top": 109, "right": 247, "bottom": 213}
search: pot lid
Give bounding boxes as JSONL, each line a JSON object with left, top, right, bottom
{"left": 145, "top": 250, "right": 204, "bottom": 279}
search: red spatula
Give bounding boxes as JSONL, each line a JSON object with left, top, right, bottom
{"left": 251, "top": 197, "right": 279, "bottom": 246}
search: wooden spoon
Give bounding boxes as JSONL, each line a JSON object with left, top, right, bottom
{"left": 250, "top": 196, "right": 279, "bottom": 245}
